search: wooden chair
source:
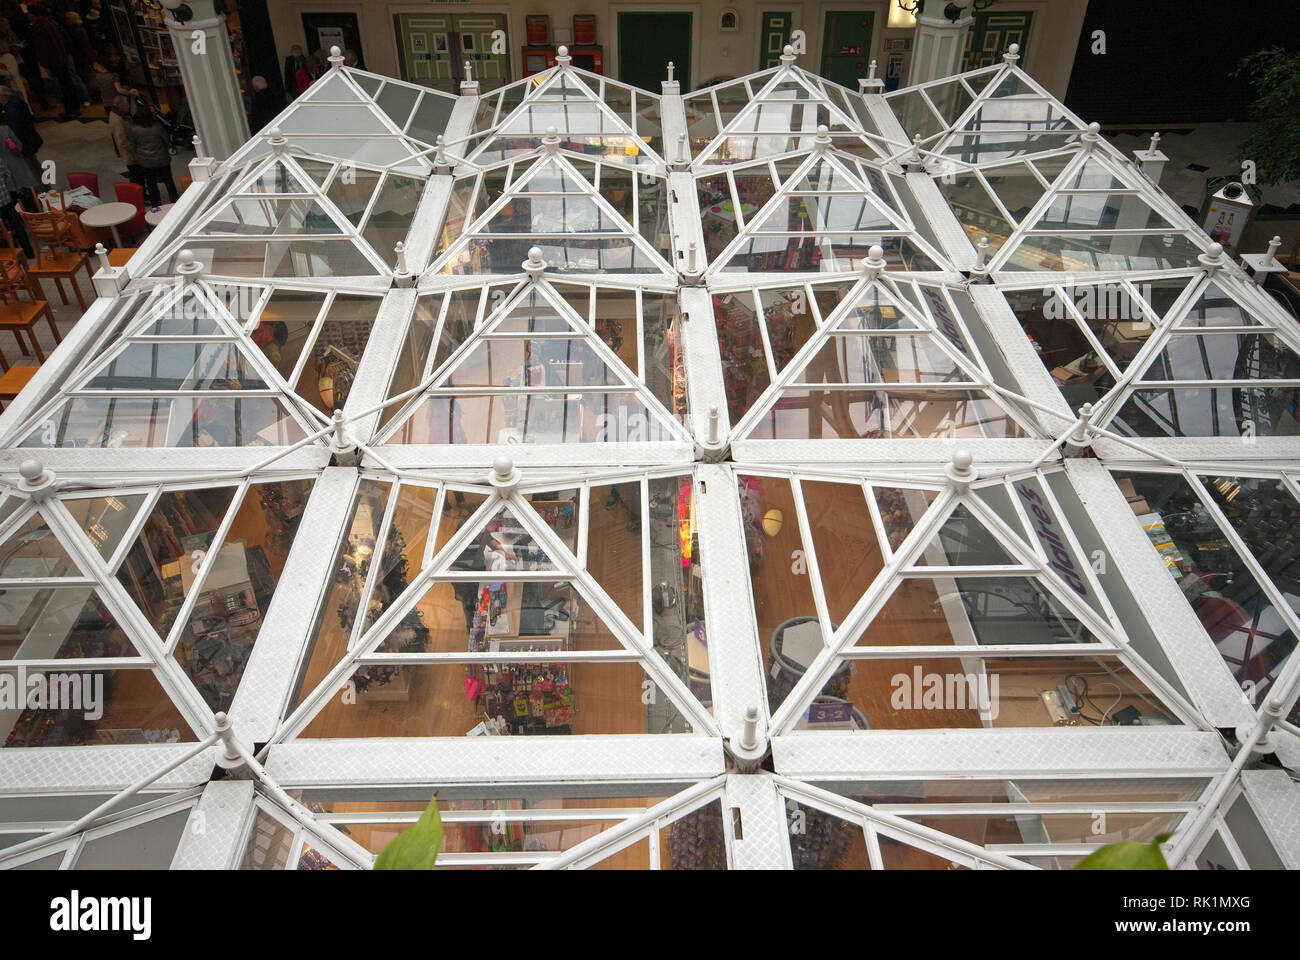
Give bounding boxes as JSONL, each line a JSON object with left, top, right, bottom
{"left": 0, "top": 268, "right": 59, "bottom": 364}
{"left": 179, "top": 175, "right": 193, "bottom": 192}
{"left": 0, "top": 365, "right": 39, "bottom": 409}
{"left": 0, "top": 224, "right": 42, "bottom": 302}
{"left": 17, "top": 204, "right": 93, "bottom": 313}
{"left": 107, "top": 247, "right": 137, "bottom": 267}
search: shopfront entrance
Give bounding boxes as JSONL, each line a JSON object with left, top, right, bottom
{"left": 819, "top": 10, "right": 874, "bottom": 88}
{"left": 963, "top": 10, "right": 1032, "bottom": 71}
{"left": 617, "top": 12, "right": 691, "bottom": 92}
{"left": 393, "top": 11, "right": 510, "bottom": 92}
{"left": 301, "top": 12, "right": 364, "bottom": 63}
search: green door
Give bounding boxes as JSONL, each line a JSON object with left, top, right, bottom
{"left": 963, "top": 10, "right": 1032, "bottom": 71}
{"left": 759, "top": 11, "right": 792, "bottom": 69}
{"left": 819, "top": 11, "right": 874, "bottom": 88}
{"left": 394, "top": 12, "right": 509, "bottom": 93}
{"left": 618, "top": 12, "right": 691, "bottom": 92}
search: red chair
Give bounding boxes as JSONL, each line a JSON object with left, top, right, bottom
{"left": 113, "top": 181, "right": 147, "bottom": 238}
{"left": 67, "top": 172, "right": 100, "bottom": 197}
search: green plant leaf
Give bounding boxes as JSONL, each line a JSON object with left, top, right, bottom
{"left": 373, "top": 795, "right": 443, "bottom": 870}
{"left": 1074, "top": 832, "right": 1172, "bottom": 871}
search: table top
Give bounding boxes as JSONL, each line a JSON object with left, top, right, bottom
{"left": 79, "top": 202, "right": 138, "bottom": 228}
{"left": 144, "top": 203, "right": 174, "bottom": 226}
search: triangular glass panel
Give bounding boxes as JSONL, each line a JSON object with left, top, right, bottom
{"left": 491, "top": 289, "right": 579, "bottom": 334}
{"left": 794, "top": 335, "right": 971, "bottom": 386}
{"left": 169, "top": 479, "right": 315, "bottom": 713}
{"left": 0, "top": 511, "right": 82, "bottom": 578}
{"left": 852, "top": 577, "right": 1100, "bottom": 647}
{"left": 443, "top": 338, "right": 626, "bottom": 389}
{"left": 137, "top": 294, "right": 227, "bottom": 336}
{"left": 296, "top": 159, "right": 335, "bottom": 185}
{"left": 1059, "top": 158, "right": 1126, "bottom": 190}
{"left": 0, "top": 587, "right": 139, "bottom": 660}
{"left": 115, "top": 485, "right": 240, "bottom": 641}
{"left": 518, "top": 158, "right": 592, "bottom": 194}
{"left": 787, "top": 803, "right": 869, "bottom": 868}
{"left": 795, "top": 158, "right": 859, "bottom": 193}
{"left": 391, "top": 391, "right": 659, "bottom": 444}
{"left": 1140, "top": 332, "right": 1300, "bottom": 382}
{"left": 589, "top": 481, "right": 644, "bottom": 627}
{"left": 325, "top": 169, "right": 384, "bottom": 226}
{"left": 873, "top": 486, "right": 940, "bottom": 553}
{"left": 1002, "top": 232, "right": 1205, "bottom": 272}
{"left": 801, "top": 479, "right": 886, "bottom": 624}
{"left": 241, "top": 161, "right": 310, "bottom": 194}
{"left": 747, "top": 388, "right": 1026, "bottom": 440}
{"left": 753, "top": 195, "right": 896, "bottom": 233}
{"left": 200, "top": 197, "right": 346, "bottom": 236}
{"left": 1177, "top": 282, "right": 1267, "bottom": 328}
{"left": 1033, "top": 193, "right": 1174, "bottom": 232}
{"left": 375, "top": 579, "right": 622, "bottom": 653}
{"left": 2, "top": 666, "right": 195, "bottom": 746}
{"left": 912, "top": 504, "right": 1017, "bottom": 567}
{"left": 63, "top": 494, "right": 147, "bottom": 561}
{"left": 483, "top": 194, "right": 624, "bottom": 234}
{"left": 446, "top": 507, "right": 557, "bottom": 573}
{"left": 301, "top": 71, "right": 364, "bottom": 102}
{"left": 833, "top": 286, "right": 924, "bottom": 331}
{"left": 85, "top": 342, "right": 269, "bottom": 391}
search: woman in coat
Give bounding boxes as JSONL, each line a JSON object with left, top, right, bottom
{"left": 126, "top": 107, "right": 177, "bottom": 207}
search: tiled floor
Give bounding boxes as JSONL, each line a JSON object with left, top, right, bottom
{"left": 5, "top": 107, "right": 195, "bottom": 368}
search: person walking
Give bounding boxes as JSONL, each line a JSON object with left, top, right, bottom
{"left": 0, "top": 84, "right": 42, "bottom": 182}
{"left": 127, "top": 106, "right": 176, "bottom": 207}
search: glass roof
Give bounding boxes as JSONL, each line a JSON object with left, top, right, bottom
{"left": 0, "top": 52, "right": 1296, "bottom": 872}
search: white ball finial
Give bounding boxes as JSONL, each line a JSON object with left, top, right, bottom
{"left": 869, "top": 244, "right": 884, "bottom": 261}
{"left": 557, "top": 45, "right": 568, "bottom": 58}
{"left": 783, "top": 44, "right": 794, "bottom": 56}
{"left": 18, "top": 459, "right": 44, "bottom": 483}
{"left": 493, "top": 456, "right": 513, "bottom": 479}
{"left": 330, "top": 45, "right": 342, "bottom": 58}
{"left": 1008, "top": 43, "right": 1020, "bottom": 55}
{"left": 1087, "top": 121, "right": 1100, "bottom": 135}
{"left": 528, "top": 246, "right": 543, "bottom": 262}
{"left": 952, "top": 449, "right": 973, "bottom": 472}
{"left": 1207, "top": 242, "right": 1224, "bottom": 258}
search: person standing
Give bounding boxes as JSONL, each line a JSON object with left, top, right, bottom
{"left": 126, "top": 106, "right": 176, "bottom": 207}
{"left": 109, "top": 95, "right": 140, "bottom": 184}
{"left": 282, "top": 44, "right": 306, "bottom": 100}
{"left": 248, "top": 74, "right": 280, "bottom": 132}
{"left": 28, "top": 4, "right": 80, "bottom": 118}
{"left": 0, "top": 108, "right": 35, "bottom": 256}
{"left": 1, "top": 1, "right": 47, "bottom": 112}
{"left": 0, "top": 84, "right": 42, "bottom": 182}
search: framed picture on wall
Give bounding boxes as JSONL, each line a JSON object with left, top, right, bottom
{"left": 433, "top": 34, "right": 447, "bottom": 53}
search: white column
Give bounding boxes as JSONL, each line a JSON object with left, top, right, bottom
{"left": 162, "top": 0, "right": 250, "bottom": 161}
{"left": 908, "top": 7, "right": 974, "bottom": 85}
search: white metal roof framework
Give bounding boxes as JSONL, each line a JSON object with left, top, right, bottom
{"left": 0, "top": 44, "right": 1296, "bottom": 872}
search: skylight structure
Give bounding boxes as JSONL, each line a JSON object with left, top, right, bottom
{"left": 0, "top": 46, "right": 1296, "bottom": 872}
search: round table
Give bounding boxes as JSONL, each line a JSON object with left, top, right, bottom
{"left": 144, "top": 203, "right": 174, "bottom": 227}
{"left": 79, "top": 202, "right": 138, "bottom": 248}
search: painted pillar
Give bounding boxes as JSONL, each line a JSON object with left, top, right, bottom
{"left": 908, "top": 0, "right": 975, "bottom": 85}
{"left": 162, "top": 0, "right": 250, "bottom": 160}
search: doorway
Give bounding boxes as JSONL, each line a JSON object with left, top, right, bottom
{"left": 617, "top": 12, "right": 691, "bottom": 92}
{"left": 819, "top": 10, "right": 874, "bottom": 88}
{"left": 394, "top": 12, "right": 509, "bottom": 92}
{"left": 300, "top": 12, "right": 363, "bottom": 65}
{"left": 963, "top": 10, "right": 1033, "bottom": 71}
{"left": 759, "top": 11, "right": 793, "bottom": 70}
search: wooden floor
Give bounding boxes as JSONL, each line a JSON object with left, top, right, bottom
{"left": 299, "top": 488, "right": 650, "bottom": 739}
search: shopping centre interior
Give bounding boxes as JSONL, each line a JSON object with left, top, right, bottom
{"left": 0, "top": 42, "right": 1296, "bottom": 871}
